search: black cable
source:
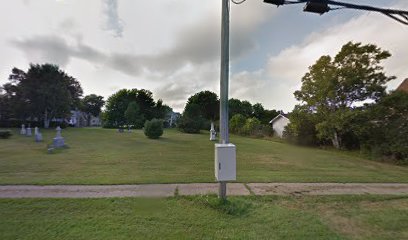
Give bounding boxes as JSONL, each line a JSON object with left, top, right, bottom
{"left": 231, "top": 0, "right": 247, "bottom": 4}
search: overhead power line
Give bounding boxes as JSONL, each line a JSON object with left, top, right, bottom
{"left": 262, "top": 0, "right": 408, "bottom": 25}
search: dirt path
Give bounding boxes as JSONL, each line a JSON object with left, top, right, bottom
{"left": 0, "top": 183, "right": 407, "bottom": 198}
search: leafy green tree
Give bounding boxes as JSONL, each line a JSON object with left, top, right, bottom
{"left": 178, "top": 103, "right": 204, "bottom": 134}
{"left": 124, "top": 101, "right": 144, "bottom": 128}
{"left": 252, "top": 103, "right": 279, "bottom": 125}
{"left": 240, "top": 101, "right": 253, "bottom": 118}
{"left": 242, "top": 117, "right": 262, "bottom": 136}
{"left": 360, "top": 91, "right": 408, "bottom": 164}
{"left": 103, "top": 89, "right": 164, "bottom": 128}
{"left": 228, "top": 98, "right": 253, "bottom": 119}
{"left": 294, "top": 42, "right": 395, "bottom": 148}
{"left": 154, "top": 99, "right": 172, "bottom": 120}
{"left": 229, "top": 114, "right": 246, "bottom": 134}
{"left": 284, "top": 105, "right": 320, "bottom": 146}
{"left": 186, "top": 91, "right": 219, "bottom": 123}
{"left": 80, "top": 94, "right": 105, "bottom": 125}
{"left": 228, "top": 98, "right": 242, "bottom": 118}
{"left": 3, "top": 64, "right": 83, "bottom": 128}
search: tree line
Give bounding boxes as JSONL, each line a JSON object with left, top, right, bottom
{"left": 177, "top": 90, "right": 279, "bottom": 136}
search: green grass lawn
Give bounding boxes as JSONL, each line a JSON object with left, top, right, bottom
{"left": 0, "top": 195, "right": 407, "bottom": 240}
{"left": 0, "top": 127, "right": 407, "bottom": 184}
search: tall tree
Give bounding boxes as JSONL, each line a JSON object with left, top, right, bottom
{"left": 252, "top": 103, "right": 279, "bottom": 125}
{"left": 80, "top": 94, "right": 105, "bottom": 126}
{"left": 124, "top": 101, "right": 143, "bottom": 128}
{"left": 186, "top": 91, "right": 219, "bottom": 122}
{"left": 103, "top": 88, "right": 164, "bottom": 128}
{"left": 3, "top": 64, "right": 83, "bottom": 128}
{"left": 294, "top": 42, "right": 395, "bottom": 148}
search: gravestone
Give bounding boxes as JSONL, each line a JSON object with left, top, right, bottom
{"left": 34, "top": 127, "right": 43, "bottom": 142}
{"left": 20, "top": 124, "right": 26, "bottom": 135}
{"left": 210, "top": 122, "right": 217, "bottom": 141}
{"left": 26, "top": 127, "right": 32, "bottom": 137}
{"left": 52, "top": 126, "right": 65, "bottom": 148}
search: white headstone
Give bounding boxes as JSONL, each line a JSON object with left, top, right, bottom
{"left": 34, "top": 127, "right": 43, "bottom": 142}
{"left": 53, "top": 126, "right": 65, "bottom": 148}
{"left": 56, "top": 126, "right": 62, "bottom": 138}
{"left": 210, "top": 122, "right": 216, "bottom": 141}
{"left": 20, "top": 124, "right": 26, "bottom": 135}
{"left": 26, "top": 127, "right": 32, "bottom": 137}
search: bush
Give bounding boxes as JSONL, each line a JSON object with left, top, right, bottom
{"left": 144, "top": 119, "right": 163, "bottom": 139}
{"left": 229, "top": 114, "right": 246, "bottom": 134}
{"left": 0, "top": 130, "right": 12, "bottom": 139}
{"left": 242, "top": 117, "right": 262, "bottom": 136}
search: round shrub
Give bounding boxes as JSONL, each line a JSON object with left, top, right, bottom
{"left": 0, "top": 130, "right": 12, "bottom": 139}
{"left": 144, "top": 119, "right": 164, "bottom": 139}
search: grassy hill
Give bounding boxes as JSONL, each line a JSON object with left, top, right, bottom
{"left": 0, "top": 128, "right": 407, "bottom": 184}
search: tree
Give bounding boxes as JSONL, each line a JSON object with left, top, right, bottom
{"left": 153, "top": 99, "right": 172, "bottom": 120}
{"left": 178, "top": 103, "right": 204, "bottom": 133}
{"left": 284, "top": 105, "right": 321, "bottom": 146}
{"left": 229, "top": 114, "right": 246, "bottom": 134}
{"left": 80, "top": 94, "right": 105, "bottom": 126}
{"left": 228, "top": 98, "right": 253, "bottom": 119}
{"left": 294, "top": 42, "right": 395, "bottom": 148}
{"left": 103, "top": 89, "right": 163, "bottom": 128}
{"left": 186, "top": 91, "right": 219, "bottom": 123}
{"left": 2, "top": 64, "right": 83, "bottom": 128}
{"left": 124, "top": 101, "right": 143, "bottom": 128}
{"left": 252, "top": 103, "right": 279, "bottom": 125}
{"left": 360, "top": 91, "right": 408, "bottom": 164}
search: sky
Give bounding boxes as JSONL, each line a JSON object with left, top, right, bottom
{"left": 0, "top": 0, "right": 407, "bottom": 112}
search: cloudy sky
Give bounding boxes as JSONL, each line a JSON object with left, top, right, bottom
{"left": 1, "top": 0, "right": 407, "bottom": 112}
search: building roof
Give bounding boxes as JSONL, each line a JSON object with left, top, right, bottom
{"left": 269, "top": 113, "right": 289, "bottom": 125}
{"left": 397, "top": 78, "right": 408, "bottom": 93}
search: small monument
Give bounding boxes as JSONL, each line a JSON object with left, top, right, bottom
{"left": 26, "top": 127, "right": 32, "bottom": 137}
{"left": 34, "top": 127, "right": 43, "bottom": 142}
{"left": 52, "top": 126, "right": 65, "bottom": 148}
{"left": 20, "top": 124, "right": 26, "bottom": 135}
{"left": 210, "top": 122, "right": 217, "bottom": 141}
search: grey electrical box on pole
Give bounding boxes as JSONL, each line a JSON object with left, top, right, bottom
{"left": 217, "top": 0, "right": 236, "bottom": 199}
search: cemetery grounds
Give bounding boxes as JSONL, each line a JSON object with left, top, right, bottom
{"left": 0, "top": 127, "right": 408, "bottom": 239}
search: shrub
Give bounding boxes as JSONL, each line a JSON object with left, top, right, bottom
{"left": 0, "top": 130, "right": 12, "bottom": 139}
{"left": 242, "top": 117, "right": 262, "bottom": 136}
{"left": 144, "top": 119, "right": 163, "bottom": 139}
{"left": 229, "top": 114, "right": 246, "bottom": 134}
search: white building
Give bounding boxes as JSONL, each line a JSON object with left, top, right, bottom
{"left": 269, "top": 114, "right": 290, "bottom": 138}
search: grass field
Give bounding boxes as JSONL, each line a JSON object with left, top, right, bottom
{"left": 0, "top": 128, "right": 407, "bottom": 184}
{"left": 0, "top": 195, "right": 407, "bottom": 240}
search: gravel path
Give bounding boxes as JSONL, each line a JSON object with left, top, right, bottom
{"left": 1, "top": 183, "right": 408, "bottom": 198}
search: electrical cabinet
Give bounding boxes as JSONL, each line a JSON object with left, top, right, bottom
{"left": 215, "top": 143, "right": 236, "bottom": 181}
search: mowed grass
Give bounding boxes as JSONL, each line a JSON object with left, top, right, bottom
{"left": 0, "top": 195, "right": 407, "bottom": 240}
{"left": 0, "top": 128, "right": 407, "bottom": 184}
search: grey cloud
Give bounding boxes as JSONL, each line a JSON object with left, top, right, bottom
{"left": 11, "top": 36, "right": 72, "bottom": 66}
{"left": 10, "top": 35, "right": 106, "bottom": 67}
{"left": 9, "top": 1, "right": 274, "bottom": 87}
{"left": 102, "top": 0, "right": 124, "bottom": 38}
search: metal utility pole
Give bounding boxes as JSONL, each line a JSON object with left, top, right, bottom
{"left": 219, "top": 0, "right": 230, "bottom": 199}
